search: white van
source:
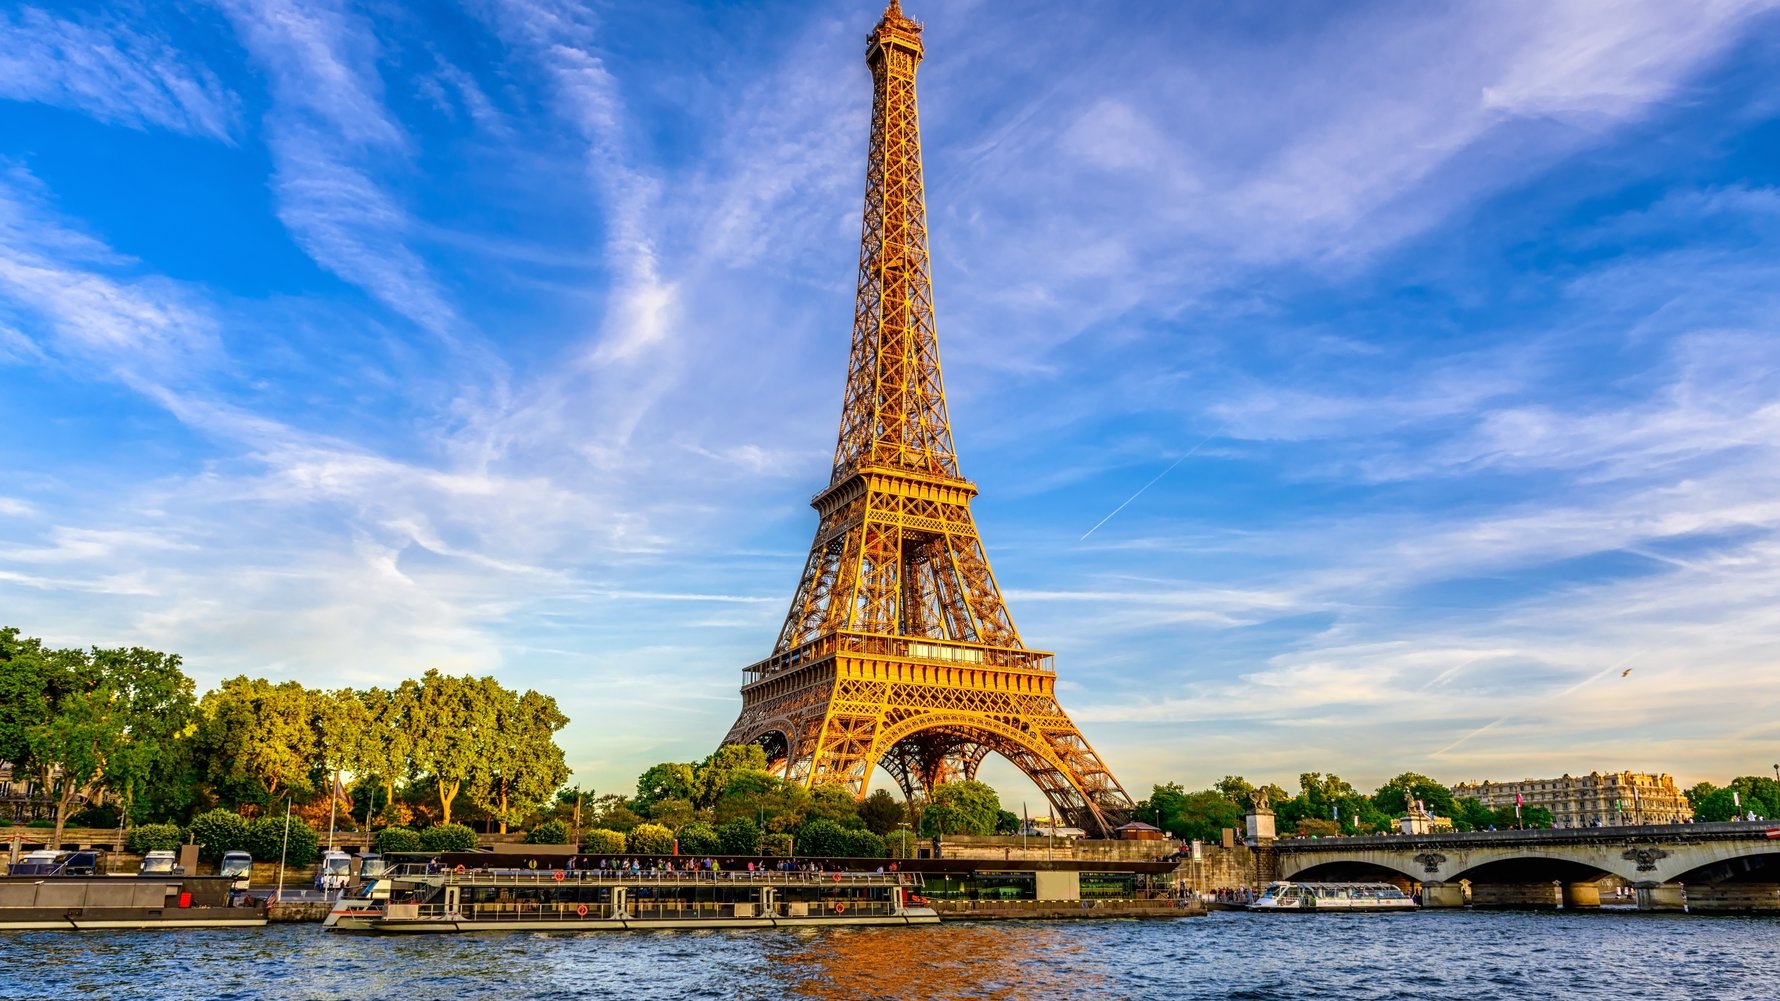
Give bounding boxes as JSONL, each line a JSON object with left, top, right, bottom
{"left": 315, "top": 850, "right": 352, "bottom": 893}
{"left": 220, "top": 850, "right": 253, "bottom": 892}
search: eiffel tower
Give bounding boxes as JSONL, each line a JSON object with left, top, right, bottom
{"left": 721, "top": 0, "right": 1134, "bottom": 835}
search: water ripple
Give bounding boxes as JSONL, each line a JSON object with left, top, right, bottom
{"left": 2, "top": 911, "right": 1777, "bottom": 1000}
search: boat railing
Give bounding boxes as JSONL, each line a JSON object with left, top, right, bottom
{"left": 403, "top": 897, "right": 903, "bottom": 922}
{"left": 408, "top": 867, "right": 920, "bottom": 888}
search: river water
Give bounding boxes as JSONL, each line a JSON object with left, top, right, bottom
{"left": 4, "top": 911, "right": 1778, "bottom": 1000}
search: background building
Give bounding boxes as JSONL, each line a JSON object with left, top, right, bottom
{"left": 1452, "top": 771, "right": 1694, "bottom": 827}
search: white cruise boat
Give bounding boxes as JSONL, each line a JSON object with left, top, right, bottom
{"left": 1248, "top": 881, "right": 1416, "bottom": 912}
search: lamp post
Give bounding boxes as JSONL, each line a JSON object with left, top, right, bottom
{"left": 275, "top": 796, "right": 292, "bottom": 904}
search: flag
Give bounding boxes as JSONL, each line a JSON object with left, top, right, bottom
{"left": 1333, "top": 804, "right": 1339, "bottom": 821}
{"left": 1765, "top": 828, "right": 1780, "bottom": 839}
{"left": 1515, "top": 792, "right": 1523, "bottom": 807}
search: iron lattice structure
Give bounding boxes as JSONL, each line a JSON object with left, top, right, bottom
{"left": 721, "top": 1, "right": 1133, "bottom": 835}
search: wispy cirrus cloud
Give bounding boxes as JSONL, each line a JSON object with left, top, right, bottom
{"left": 214, "top": 0, "right": 465, "bottom": 345}
{"left": 0, "top": 5, "right": 238, "bottom": 140}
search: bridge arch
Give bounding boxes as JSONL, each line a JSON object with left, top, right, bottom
{"left": 1445, "top": 855, "right": 1619, "bottom": 885}
{"left": 1667, "top": 843, "right": 1780, "bottom": 885}
{"left": 1289, "top": 859, "right": 1423, "bottom": 885}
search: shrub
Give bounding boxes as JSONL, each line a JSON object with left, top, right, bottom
{"left": 246, "top": 815, "right": 320, "bottom": 867}
{"left": 525, "top": 820, "right": 570, "bottom": 845}
{"left": 716, "top": 818, "right": 760, "bottom": 856}
{"left": 842, "top": 828, "right": 886, "bottom": 858}
{"left": 26, "top": 819, "right": 54, "bottom": 829}
{"left": 676, "top": 822, "right": 720, "bottom": 855}
{"left": 374, "top": 826, "right": 423, "bottom": 854}
{"left": 188, "top": 809, "right": 251, "bottom": 863}
{"left": 419, "top": 823, "right": 477, "bottom": 853}
{"left": 125, "top": 823, "right": 184, "bottom": 855}
{"left": 759, "top": 832, "right": 793, "bottom": 857}
{"left": 626, "top": 822, "right": 674, "bottom": 855}
{"left": 796, "top": 818, "right": 851, "bottom": 857}
{"left": 582, "top": 829, "right": 626, "bottom": 854}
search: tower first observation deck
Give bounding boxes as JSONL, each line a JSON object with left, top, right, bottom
{"left": 720, "top": 2, "right": 1134, "bottom": 835}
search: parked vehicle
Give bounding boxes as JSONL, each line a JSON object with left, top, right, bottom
{"left": 8, "top": 850, "right": 66, "bottom": 876}
{"left": 139, "top": 850, "right": 184, "bottom": 875}
{"left": 220, "top": 851, "right": 254, "bottom": 892}
{"left": 316, "top": 850, "right": 352, "bottom": 893}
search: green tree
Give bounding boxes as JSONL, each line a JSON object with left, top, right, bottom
{"left": 806, "top": 784, "right": 864, "bottom": 828}
{"left": 1684, "top": 781, "right": 1719, "bottom": 812}
{"left": 86, "top": 645, "right": 197, "bottom": 827}
{"left": 713, "top": 770, "right": 810, "bottom": 832}
{"left": 594, "top": 794, "right": 644, "bottom": 832}
{"left": 716, "top": 818, "right": 760, "bottom": 855}
{"left": 407, "top": 670, "right": 496, "bottom": 825}
{"left": 312, "top": 687, "right": 374, "bottom": 838}
{"left": 634, "top": 762, "right": 697, "bottom": 813}
{"left": 646, "top": 797, "right": 697, "bottom": 830}
{"left": 356, "top": 684, "right": 416, "bottom": 827}
{"left": 885, "top": 829, "right": 917, "bottom": 858}
{"left": 1213, "top": 775, "right": 1256, "bottom": 804}
{"left": 1729, "top": 777, "right": 1780, "bottom": 819}
{"left": 918, "top": 780, "right": 1001, "bottom": 836}
{"left": 627, "top": 822, "right": 674, "bottom": 855}
{"left": 470, "top": 685, "right": 570, "bottom": 834}
{"left": 759, "top": 832, "right": 793, "bottom": 857}
{"left": 677, "top": 821, "right": 721, "bottom": 855}
{"left": 694, "top": 744, "right": 770, "bottom": 808}
{"left": 188, "top": 809, "right": 251, "bottom": 862}
{"left": 858, "top": 788, "right": 905, "bottom": 835}
{"left": 1373, "top": 772, "right": 1455, "bottom": 818}
{"left": 195, "top": 676, "right": 318, "bottom": 809}
{"left": 1454, "top": 797, "right": 1497, "bottom": 831}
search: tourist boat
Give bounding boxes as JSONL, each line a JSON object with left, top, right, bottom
{"left": 0, "top": 872, "right": 267, "bottom": 930}
{"left": 1247, "top": 881, "right": 1416, "bottom": 912}
{"left": 331, "top": 866, "right": 939, "bottom": 934}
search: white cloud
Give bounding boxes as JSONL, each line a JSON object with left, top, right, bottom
{"left": 0, "top": 6, "right": 237, "bottom": 140}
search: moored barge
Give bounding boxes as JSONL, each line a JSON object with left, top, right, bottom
{"left": 337, "top": 866, "right": 937, "bottom": 934}
{"left": 0, "top": 874, "right": 266, "bottom": 931}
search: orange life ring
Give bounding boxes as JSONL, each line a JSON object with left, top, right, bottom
{"left": 831, "top": 872, "right": 841, "bottom": 883}
{"left": 834, "top": 901, "right": 846, "bottom": 914}
{"left": 576, "top": 903, "right": 589, "bottom": 918}
{"left": 453, "top": 865, "right": 465, "bottom": 875}
{"left": 553, "top": 870, "right": 566, "bottom": 882}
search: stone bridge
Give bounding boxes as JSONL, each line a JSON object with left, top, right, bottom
{"left": 1270, "top": 821, "right": 1780, "bottom": 911}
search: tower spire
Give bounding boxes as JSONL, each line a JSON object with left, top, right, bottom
{"left": 719, "top": 4, "right": 1133, "bottom": 837}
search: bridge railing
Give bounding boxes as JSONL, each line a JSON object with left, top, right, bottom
{"left": 1272, "top": 820, "right": 1778, "bottom": 851}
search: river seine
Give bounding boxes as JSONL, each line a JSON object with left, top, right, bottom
{"left": 5, "top": 911, "right": 1777, "bottom": 1000}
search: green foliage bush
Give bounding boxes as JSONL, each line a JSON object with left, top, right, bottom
{"left": 676, "top": 821, "right": 720, "bottom": 855}
{"left": 758, "top": 832, "right": 793, "bottom": 857}
{"left": 187, "top": 809, "right": 251, "bottom": 862}
{"left": 246, "top": 815, "right": 319, "bottom": 867}
{"left": 716, "top": 818, "right": 760, "bottom": 856}
{"left": 525, "top": 820, "right": 570, "bottom": 845}
{"left": 26, "top": 819, "right": 54, "bottom": 829}
{"left": 125, "top": 823, "right": 184, "bottom": 855}
{"left": 374, "top": 826, "right": 423, "bottom": 854}
{"left": 420, "top": 823, "right": 477, "bottom": 852}
{"left": 626, "top": 822, "right": 674, "bottom": 855}
{"left": 581, "top": 828, "right": 626, "bottom": 854}
{"left": 796, "top": 818, "right": 851, "bottom": 857}
{"left": 841, "top": 828, "right": 886, "bottom": 857}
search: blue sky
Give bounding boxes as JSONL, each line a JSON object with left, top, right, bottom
{"left": 3, "top": 0, "right": 1779, "bottom": 805}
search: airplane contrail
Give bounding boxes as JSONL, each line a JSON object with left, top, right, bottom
{"left": 1080, "top": 419, "right": 1232, "bottom": 541}
{"left": 1431, "top": 654, "right": 1638, "bottom": 757}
